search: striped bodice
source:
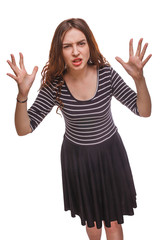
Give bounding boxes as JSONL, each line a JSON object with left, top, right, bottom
{"left": 28, "top": 66, "right": 139, "bottom": 145}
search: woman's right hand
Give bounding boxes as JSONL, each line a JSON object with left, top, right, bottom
{"left": 7, "top": 53, "right": 38, "bottom": 99}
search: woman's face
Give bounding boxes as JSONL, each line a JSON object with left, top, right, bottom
{"left": 62, "top": 28, "right": 90, "bottom": 72}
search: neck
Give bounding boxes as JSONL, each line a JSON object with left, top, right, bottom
{"left": 67, "top": 64, "right": 90, "bottom": 81}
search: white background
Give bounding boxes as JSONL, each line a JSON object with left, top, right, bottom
{"left": 0, "top": 0, "right": 159, "bottom": 239}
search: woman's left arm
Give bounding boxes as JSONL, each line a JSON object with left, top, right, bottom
{"left": 115, "top": 38, "right": 152, "bottom": 117}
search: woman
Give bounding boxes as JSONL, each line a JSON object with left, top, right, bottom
{"left": 7, "top": 18, "right": 151, "bottom": 240}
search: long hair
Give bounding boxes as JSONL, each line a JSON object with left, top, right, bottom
{"left": 41, "top": 18, "right": 109, "bottom": 115}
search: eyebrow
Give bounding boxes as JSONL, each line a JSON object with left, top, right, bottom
{"left": 62, "top": 39, "right": 86, "bottom": 45}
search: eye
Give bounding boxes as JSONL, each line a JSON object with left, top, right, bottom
{"left": 63, "top": 45, "right": 70, "bottom": 49}
{"left": 79, "top": 41, "right": 85, "bottom": 46}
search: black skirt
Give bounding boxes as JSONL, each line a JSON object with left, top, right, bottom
{"left": 60, "top": 131, "right": 137, "bottom": 229}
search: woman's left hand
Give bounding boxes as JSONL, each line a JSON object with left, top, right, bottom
{"left": 115, "top": 38, "right": 152, "bottom": 82}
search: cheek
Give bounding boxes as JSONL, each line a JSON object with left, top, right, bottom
{"left": 85, "top": 46, "right": 90, "bottom": 58}
{"left": 62, "top": 51, "right": 69, "bottom": 63}
{"left": 85, "top": 48, "right": 90, "bottom": 60}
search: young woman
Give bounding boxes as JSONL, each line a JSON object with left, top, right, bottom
{"left": 7, "top": 18, "right": 152, "bottom": 240}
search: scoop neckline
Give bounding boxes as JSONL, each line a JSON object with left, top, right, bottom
{"left": 64, "top": 68, "right": 99, "bottom": 103}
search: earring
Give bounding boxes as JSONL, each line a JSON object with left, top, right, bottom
{"left": 63, "top": 61, "right": 67, "bottom": 69}
{"left": 88, "top": 57, "right": 92, "bottom": 64}
{"left": 65, "top": 63, "right": 67, "bottom": 69}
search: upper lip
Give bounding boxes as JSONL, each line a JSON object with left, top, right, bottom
{"left": 72, "top": 58, "right": 82, "bottom": 62}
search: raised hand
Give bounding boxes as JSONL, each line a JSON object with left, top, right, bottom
{"left": 115, "top": 38, "right": 152, "bottom": 82}
{"left": 7, "top": 53, "right": 38, "bottom": 98}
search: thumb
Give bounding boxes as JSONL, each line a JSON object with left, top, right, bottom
{"left": 31, "top": 66, "right": 38, "bottom": 78}
{"left": 115, "top": 57, "right": 125, "bottom": 67}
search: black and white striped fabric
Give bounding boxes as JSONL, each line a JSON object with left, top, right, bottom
{"left": 28, "top": 65, "right": 139, "bottom": 145}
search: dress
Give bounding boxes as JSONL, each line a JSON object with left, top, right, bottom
{"left": 28, "top": 65, "right": 140, "bottom": 229}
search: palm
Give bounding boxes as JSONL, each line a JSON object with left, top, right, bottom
{"left": 115, "top": 38, "right": 152, "bottom": 81}
{"left": 7, "top": 53, "right": 38, "bottom": 96}
{"left": 124, "top": 55, "right": 144, "bottom": 79}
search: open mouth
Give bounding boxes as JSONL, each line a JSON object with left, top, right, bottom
{"left": 72, "top": 58, "right": 82, "bottom": 66}
{"left": 73, "top": 58, "right": 82, "bottom": 62}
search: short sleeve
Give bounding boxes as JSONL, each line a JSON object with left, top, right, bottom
{"left": 110, "top": 67, "right": 140, "bottom": 116}
{"left": 27, "top": 83, "right": 56, "bottom": 131}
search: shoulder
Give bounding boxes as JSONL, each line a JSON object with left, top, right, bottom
{"left": 46, "top": 77, "right": 64, "bottom": 90}
{"left": 98, "top": 64, "right": 112, "bottom": 76}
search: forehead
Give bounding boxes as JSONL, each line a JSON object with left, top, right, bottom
{"left": 62, "top": 28, "right": 86, "bottom": 43}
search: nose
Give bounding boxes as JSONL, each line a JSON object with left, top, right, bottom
{"left": 72, "top": 45, "right": 79, "bottom": 56}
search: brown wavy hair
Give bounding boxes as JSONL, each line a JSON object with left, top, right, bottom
{"left": 41, "top": 18, "right": 109, "bottom": 115}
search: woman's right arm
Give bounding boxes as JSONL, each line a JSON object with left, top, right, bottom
{"left": 15, "top": 92, "right": 32, "bottom": 136}
{"left": 7, "top": 53, "right": 38, "bottom": 136}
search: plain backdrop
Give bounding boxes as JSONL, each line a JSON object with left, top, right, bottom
{"left": 0, "top": 0, "right": 159, "bottom": 239}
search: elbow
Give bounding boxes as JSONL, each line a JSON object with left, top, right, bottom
{"left": 137, "top": 105, "right": 152, "bottom": 118}
{"left": 16, "top": 127, "right": 32, "bottom": 136}
{"left": 17, "top": 132, "right": 28, "bottom": 136}
{"left": 139, "top": 110, "right": 152, "bottom": 118}
{"left": 17, "top": 131, "right": 30, "bottom": 136}
{"left": 141, "top": 114, "right": 151, "bottom": 118}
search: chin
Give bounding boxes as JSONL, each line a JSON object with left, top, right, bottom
{"left": 72, "top": 62, "right": 88, "bottom": 71}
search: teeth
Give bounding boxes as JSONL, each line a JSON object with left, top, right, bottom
{"left": 74, "top": 59, "right": 81, "bottom": 62}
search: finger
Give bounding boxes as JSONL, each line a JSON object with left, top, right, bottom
{"left": 6, "top": 60, "right": 18, "bottom": 76}
{"left": 129, "top": 39, "right": 134, "bottom": 56}
{"left": 10, "top": 54, "right": 17, "bottom": 66}
{"left": 6, "top": 73, "right": 18, "bottom": 81}
{"left": 142, "top": 54, "right": 152, "bottom": 67}
{"left": 135, "top": 38, "right": 143, "bottom": 57}
{"left": 31, "top": 66, "right": 38, "bottom": 78}
{"left": 19, "top": 52, "right": 25, "bottom": 69}
{"left": 7, "top": 59, "right": 14, "bottom": 68}
{"left": 140, "top": 43, "right": 148, "bottom": 60}
{"left": 115, "top": 56, "right": 125, "bottom": 67}
{"left": 7, "top": 54, "right": 19, "bottom": 75}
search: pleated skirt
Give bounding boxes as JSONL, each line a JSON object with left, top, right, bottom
{"left": 60, "top": 131, "right": 137, "bottom": 229}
